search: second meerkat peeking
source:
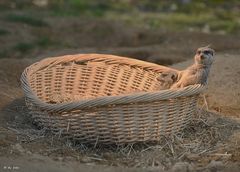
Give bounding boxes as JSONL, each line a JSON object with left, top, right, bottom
{"left": 157, "top": 46, "right": 215, "bottom": 89}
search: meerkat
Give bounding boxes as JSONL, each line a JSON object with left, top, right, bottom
{"left": 171, "top": 46, "right": 215, "bottom": 89}
{"left": 155, "top": 46, "right": 214, "bottom": 90}
{"left": 156, "top": 71, "right": 178, "bottom": 90}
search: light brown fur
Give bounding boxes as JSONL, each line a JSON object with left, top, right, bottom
{"left": 156, "top": 71, "right": 178, "bottom": 90}
{"left": 156, "top": 46, "right": 215, "bottom": 90}
{"left": 171, "top": 46, "right": 215, "bottom": 89}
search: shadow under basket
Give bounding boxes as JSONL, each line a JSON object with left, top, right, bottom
{"left": 21, "top": 54, "right": 205, "bottom": 144}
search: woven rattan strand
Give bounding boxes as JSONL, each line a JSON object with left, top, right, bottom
{"left": 21, "top": 54, "right": 205, "bottom": 144}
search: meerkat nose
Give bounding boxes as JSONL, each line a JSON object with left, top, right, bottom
{"left": 200, "top": 53, "right": 205, "bottom": 59}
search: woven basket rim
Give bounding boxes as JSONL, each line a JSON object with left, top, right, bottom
{"left": 21, "top": 54, "right": 206, "bottom": 113}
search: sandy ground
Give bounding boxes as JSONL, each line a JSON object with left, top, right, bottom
{"left": 0, "top": 155, "right": 152, "bottom": 172}
{"left": 172, "top": 53, "right": 240, "bottom": 118}
{"left": 0, "top": 51, "right": 239, "bottom": 172}
{"left": 0, "top": 2, "right": 240, "bottom": 171}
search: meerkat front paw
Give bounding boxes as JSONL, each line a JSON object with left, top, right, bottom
{"left": 156, "top": 72, "right": 178, "bottom": 90}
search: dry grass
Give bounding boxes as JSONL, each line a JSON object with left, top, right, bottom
{"left": 63, "top": 109, "right": 239, "bottom": 167}
{"left": 6, "top": 103, "right": 240, "bottom": 169}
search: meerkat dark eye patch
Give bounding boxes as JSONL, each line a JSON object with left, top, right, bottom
{"left": 204, "top": 50, "right": 213, "bottom": 56}
{"left": 197, "top": 50, "right": 201, "bottom": 55}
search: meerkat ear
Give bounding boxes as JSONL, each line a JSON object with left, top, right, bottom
{"left": 205, "top": 44, "right": 215, "bottom": 55}
{"left": 212, "top": 49, "right": 215, "bottom": 55}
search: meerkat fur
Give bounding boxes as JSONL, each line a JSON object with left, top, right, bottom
{"left": 171, "top": 46, "right": 215, "bottom": 89}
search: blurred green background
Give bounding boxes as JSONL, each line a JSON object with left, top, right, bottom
{"left": 2, "top": 0, "right": 240, "bottom": 33}
{"left": 0, "top": 0, "right": 240, "bottom": 62}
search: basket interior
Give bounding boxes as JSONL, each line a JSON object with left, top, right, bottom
{"left": 28, "top": 61, "right": 163, "bottom": 103}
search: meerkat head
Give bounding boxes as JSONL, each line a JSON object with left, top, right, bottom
{"left": 194, "top": 46, "right": 215, "bottom": 66}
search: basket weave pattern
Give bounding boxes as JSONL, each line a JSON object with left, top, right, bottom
{"left": 21, "top": 54, "right": 204, "bottom": 144}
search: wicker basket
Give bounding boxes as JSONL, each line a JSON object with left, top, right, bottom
{"left": 21, "top": 54, "right": 205, "bottom": 144}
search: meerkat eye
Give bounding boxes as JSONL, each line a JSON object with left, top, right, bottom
{"left": 197, "top": 50, "right": 201, "bottom": 55}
